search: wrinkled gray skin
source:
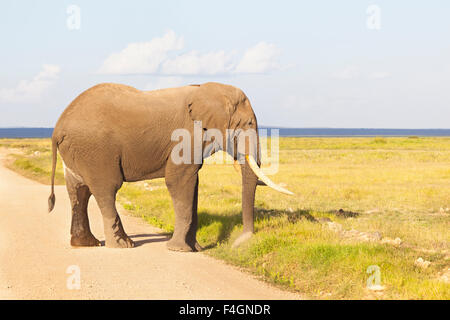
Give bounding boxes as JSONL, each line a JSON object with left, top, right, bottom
{"left": 48, "top": 82, "right": 260, "bottom": 251}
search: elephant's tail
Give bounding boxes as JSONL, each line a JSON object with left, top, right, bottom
{"left": 48, "top": 136, "right": 58, "bottom": 213}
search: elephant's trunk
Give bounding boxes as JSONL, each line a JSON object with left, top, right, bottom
{"left": 241, "top": 156, "right": 258, "bottom": 234}
{"left": 230, "top": 126, "right": 293, "bottom": 248}
{"left": 229, "top": 130, "right": 259, "bottom": 248}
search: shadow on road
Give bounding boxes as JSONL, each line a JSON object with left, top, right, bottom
{"left": 99, "top": 233, "right": 170, "bottom": 247}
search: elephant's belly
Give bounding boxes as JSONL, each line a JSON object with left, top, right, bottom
{"left": 123, "top": 165, "right": 166, "bottom": 182}
{"left": 120, "top": 151, "right": 167, "bottom": 182}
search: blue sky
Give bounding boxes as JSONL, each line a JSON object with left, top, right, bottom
{"left": 0, "top": 1, "right": 449, "bottom": 128}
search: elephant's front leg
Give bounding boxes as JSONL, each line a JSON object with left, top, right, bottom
{"left": 165, "top": 163, "right": 202, "bottom": 252}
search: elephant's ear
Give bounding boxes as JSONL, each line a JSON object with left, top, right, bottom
{"left": 187, "top": 83, "right": 235, "bottom": 130}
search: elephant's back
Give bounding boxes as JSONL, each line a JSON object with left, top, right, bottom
{"left": 55, "top": 83, "right": 183, "bottom": 137}
{"left": 57, "top": 83, "right": 145, "bottom": 123}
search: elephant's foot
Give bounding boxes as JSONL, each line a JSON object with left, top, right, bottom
{"left": 105, "top": 232, "right": 135, "bottom": 248}
{"left": 231, "top": 231, "right": 253, "bottom": 248}
{"left": 194, "top": 241, "right": 203, "bottom": 252}
{"left": 167, "top": 238, "right": 199, "bottom": 252}
{"left": 71, "top": 232, "right": 101, "bottom": 247}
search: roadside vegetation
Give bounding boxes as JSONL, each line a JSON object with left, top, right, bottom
{"left": 1, "top": 137, "right": 449, "bottom": 299}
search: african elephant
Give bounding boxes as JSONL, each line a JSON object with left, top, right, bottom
{"left": 48, "top": 82, "right": 292, "bottom": 251}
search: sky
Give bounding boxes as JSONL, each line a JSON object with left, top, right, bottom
{"left": 0, "top": 0, "right": 449, "bottom": 128}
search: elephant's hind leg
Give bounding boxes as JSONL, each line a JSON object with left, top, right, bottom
{"left": 70, "top": 152, "right": 133, "bottom": 249}
{"left": 65, "top": 169, "right": 101, "bottom": 247}
{"left": 91, "top": 190, "right": 134, "bottom": 248}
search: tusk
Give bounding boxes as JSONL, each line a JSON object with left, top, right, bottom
{"left": 245, "top": 155, "right": 294, "bottom": 195}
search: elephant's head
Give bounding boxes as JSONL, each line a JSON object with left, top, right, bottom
{"left": 186, "top": 82, "right": 293, "bottom": 246}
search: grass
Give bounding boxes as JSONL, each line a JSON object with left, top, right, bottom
{"left": 0, "top": 139, "right": 65, "bottom": 185}
{"left": 1, "top": 136, "right": 449, "bottom": 299}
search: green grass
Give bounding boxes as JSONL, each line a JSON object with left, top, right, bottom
{"left": 1, "top": 137, "right": 449, "bottom": 299}
{"left": 0, "top": 139, "right": 65, "bottom": 185}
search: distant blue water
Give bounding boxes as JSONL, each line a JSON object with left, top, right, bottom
{"left": 260, "top": 127, "right": 450, "bottom": 137}
{"left": 0, "top": 127, "right": 450, "bottom": 138}
{"left": 0, "top": 128, "right": 54, "bottom": 138}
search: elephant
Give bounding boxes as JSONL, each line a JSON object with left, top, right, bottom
{"left": 48, "top": 82, "right": 292, "bottom": 251}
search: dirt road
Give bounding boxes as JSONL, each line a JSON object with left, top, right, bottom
{"left": 0, "top": 149, "right": 300, "bottom": 299}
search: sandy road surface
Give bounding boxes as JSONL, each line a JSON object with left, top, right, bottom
{"left": 0, "top": 149, "right": 300, "bottom": 299}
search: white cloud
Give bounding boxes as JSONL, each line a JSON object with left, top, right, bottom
{"left": 98, "top": 30, "right": 280, "bottom": 75}
{"left": 98, "top": 30, "right": 184, "bottom": 74}
{"left": 143, "top": 76, "right": 184, "bottom": 90}
{"left": 161, "top": 50, "right": 237, "bottom": 75}
{"left": 0, "top": 64, "right": 60, "bottom": 103}
{"left": 234, "top": 42, "right": 281, "bottom": 74}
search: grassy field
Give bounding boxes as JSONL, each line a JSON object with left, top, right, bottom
{"left": 1, "top": 137, "right": 449, "bottom": 299}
